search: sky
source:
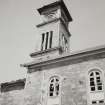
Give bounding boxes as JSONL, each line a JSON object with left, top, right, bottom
{"left": 0, "top": 0, "right": 105, "bottom": 83}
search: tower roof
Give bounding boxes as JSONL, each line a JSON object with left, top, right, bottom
{"left": 37, "top": 0, "right": 72, "bottom": 22}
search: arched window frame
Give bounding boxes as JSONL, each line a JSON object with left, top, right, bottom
{"left": 48, "top": 76, "right": 60, "bottom": 98}
{"left": 87, "top": 68, "right": 105, "bottom": 104}
{"left": 89, "top": 70, "right": 103, "bottom": 92}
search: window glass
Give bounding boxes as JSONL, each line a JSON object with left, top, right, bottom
{"left": 89, "top": 71, "right": 102, "bottom": 91}
{"left": 41, "top": 33, "right": 45, "bottom": 50}
{"left": 99, "top": 100, "right": 104, "bottom": 103}
{"left": 49, "top": 77, "right": 59, "bottom": 97}
{"left": 49, "top": 31, "right": 53, "bottom": 48}
{"left": 92, "top": 101, "right": 97, "bottom": 104}
{"left": 45, "top": 32, "right": 49, "bottom": 50}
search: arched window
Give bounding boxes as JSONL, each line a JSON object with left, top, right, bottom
{"left": 49, "top": 76, "right": 59, "bottom": 97}
{"left": 88, "top": 69, "right": 104, "bottom": 104}
{"left": 89, "top": 70, "right": 103, "bottom": 92}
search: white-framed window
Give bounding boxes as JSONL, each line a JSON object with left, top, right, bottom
{"left": 88, "top": 69, "right": 104, "bottom": 104}
{"left": 49, "top": 76, "right": 59, "bottom": 97}
{"left": 41, "top": 31, "right": 53, "bottom": 51}
{"left": 89, "top": 71, "right": 103, "bottom": 92}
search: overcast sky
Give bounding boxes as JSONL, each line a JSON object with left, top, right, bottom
{"left": 0, "top": 0, "right": 105, "bottom": 83}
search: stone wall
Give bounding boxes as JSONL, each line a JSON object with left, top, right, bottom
{"left": 0, "top": 58, "right": 105, "bottom": 105}
{"left": 0, "top": 89, "right": 26, "bottom": 105}
{"left": 26, "top": 58, "right": 105, "bottom": 105}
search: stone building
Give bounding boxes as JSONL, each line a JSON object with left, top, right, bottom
{"left": 0, "top": 0, "right": 105, "bottom": 105}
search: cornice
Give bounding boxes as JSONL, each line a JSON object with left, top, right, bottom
{"left": 36, "top": 18, "right": 60, "bottom": 27}
{"left": 30, "top": 46, "right": 61, "bottom": 57}
{"left": 37, "top": 0, "right": 72, "bottom": 22}
{"left": 22, "top": 45, "right": 105, "bottom": 72}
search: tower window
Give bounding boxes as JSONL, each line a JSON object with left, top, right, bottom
{"left": 49, "top": 31, "right": 53, "bottom": 48}
{"left": 61, "top": 34, "right": 68, "bottom": 52}
{"left": 41, "top": 31, "right": 53, "bottom": 51}
{"left": 45, "top": 32, "right": 49, "bottom": 50}
{"left": 49, "top": 76, "right": 59, "bottom": 97}
{"left": 41, "top": 33, "right": 45, "bottom": 50}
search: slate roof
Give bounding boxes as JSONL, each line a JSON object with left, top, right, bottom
{"left": 1, "top": 78, "right": 26, "bottom": 92}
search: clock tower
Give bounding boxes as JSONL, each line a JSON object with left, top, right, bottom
{"left": 30, "top": 0, "right": 72, "bottom": 60}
